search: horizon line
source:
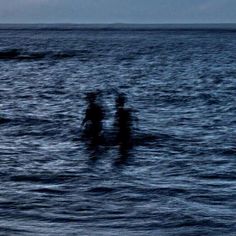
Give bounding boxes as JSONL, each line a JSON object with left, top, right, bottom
{"left": 1, "top": 23, "right": 236, "bottom": 30}
{"left": 0, "top": 22, "right": 236, "bottom": 25}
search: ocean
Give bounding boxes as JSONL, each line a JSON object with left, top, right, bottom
{"left": 0, "top": 25, "right": 235, "bottom": 235}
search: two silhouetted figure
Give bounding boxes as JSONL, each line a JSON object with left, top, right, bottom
{"left": 82, "top": 92, "right": 133, "bottom": 148}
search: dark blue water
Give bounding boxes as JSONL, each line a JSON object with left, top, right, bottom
{"left": 0, "top": 27, "right": 236, "bottom": 236}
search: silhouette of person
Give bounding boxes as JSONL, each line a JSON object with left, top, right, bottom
{"left": 82, "top": 92, "right": 104, "bottom": 144}
{"left": 114, "top": 94, "right": 133, "bottom": 149}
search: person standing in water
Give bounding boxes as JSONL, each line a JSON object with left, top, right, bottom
{"left": 114, "top": 94, "right": 133, "bottom": 148}
{"left": 82, "top": 92, "right": 104, "bottom": 143}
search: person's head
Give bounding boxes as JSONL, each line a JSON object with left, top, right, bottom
{"left": 116, "top": 94, "right": 126, "bottom": 108}
{"left": 86, "top": 92, "right": 98, "bottom": 103}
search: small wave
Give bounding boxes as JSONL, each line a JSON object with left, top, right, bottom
{"left": 5, "top": 117, "right": 53, "bottom": 127}
{"left": 0, "top": 117, "right": 11, "bottom": 124}
{"left": 198, "top": 174, "right": 235, "bottom": 181}
{"left": 52, "top": 51, "right": 76, "bottom": 59}
{"left": 30, "top": 188, "right": 66, "bottom": 195}
{"left": 11, "top": 175, "right": 46, "bottom": 183}
{"left": 11, "top": 174, "right": 80, "bottom": 184}
{"left": 0, "top": 226, "right": 31, "bottom": 235}
{"left": 222, "top": 148, "right": 236, "bottom": 156}
{"left": 17, "top": 52, "right": 47, "bottom": 60}
{"left": 18, "top": 117, "right": 52, "bottom": 125}
{"left": 87, "top": 186, "right": 115, "bottom": 194}
{"left": 0, "top": 200, "right": 17, "bottom": 209}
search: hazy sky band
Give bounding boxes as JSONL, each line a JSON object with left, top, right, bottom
{"left": 0, "top": 0, "right": 235, "bottom": 23}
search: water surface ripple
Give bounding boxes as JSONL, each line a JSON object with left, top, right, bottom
{"left": 0, "top": 28, "right": 236, "bottom": 236}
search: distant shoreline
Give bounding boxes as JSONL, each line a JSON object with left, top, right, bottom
{"left": 0, "top": 23, "right": 236, "bottom": 31}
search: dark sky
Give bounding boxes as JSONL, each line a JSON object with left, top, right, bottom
{"left": 0, "top": 0, "right": 236, "bottom": 24}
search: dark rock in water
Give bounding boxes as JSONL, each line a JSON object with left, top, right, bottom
{"left": 0, "top": 49, "right": 20, "bottom": 59}
{"left": 0, "top": 49, "right": 46, "bottom": 60}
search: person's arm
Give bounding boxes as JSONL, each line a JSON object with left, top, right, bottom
{"left": 81, "top": 109, "right": 89, "bottom": 127}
